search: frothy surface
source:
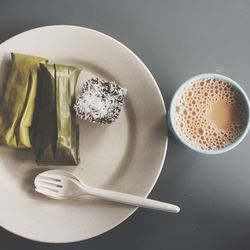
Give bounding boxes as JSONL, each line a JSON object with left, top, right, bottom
{"left": 173, "top": 78, "right": 248, "bottom": 150}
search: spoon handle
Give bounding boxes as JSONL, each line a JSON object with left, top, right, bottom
{"left": 85, "top": 186, "right": 180, "bottom": 213}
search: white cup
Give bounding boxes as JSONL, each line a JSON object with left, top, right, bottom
{"left": 168, "top": 73, "right": 250, "bottom": 154}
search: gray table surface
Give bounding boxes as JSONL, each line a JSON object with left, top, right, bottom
{"left": 1, "top": 0, "right": 250, "bottom": 249}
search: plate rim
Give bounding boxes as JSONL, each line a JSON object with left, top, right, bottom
{"left": 0, "top": 25, "right": 168, "bottom": 243}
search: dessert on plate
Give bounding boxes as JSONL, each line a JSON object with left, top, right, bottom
{"left": 0, "top": 53, "right": 47, "bottom": 148}
{"left": 74, "top": 78, "right": 127, "bottom": 124}
{"left": 0, "top": 53, "right": 127, "bottom": 166}
{"left": 34, "top": 63, "right": 81, "bottom": 165}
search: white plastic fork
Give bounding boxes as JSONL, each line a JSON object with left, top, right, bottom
{"left": 34, "top": 170, "right": 180, "bottom": 213}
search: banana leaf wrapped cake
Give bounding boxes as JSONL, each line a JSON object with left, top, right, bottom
{"left": 35, "top": 64, "right": 81, "bottom": 165}
{"left": 0, "top": 53, "right": 47, "bottom": 148}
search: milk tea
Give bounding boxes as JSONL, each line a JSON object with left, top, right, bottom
{"left": 173, "top": 78, "right": 248, "bottom": 150}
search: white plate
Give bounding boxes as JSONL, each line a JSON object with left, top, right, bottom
{"left": 0, "top": 25, "right": 168, "bottom": 243}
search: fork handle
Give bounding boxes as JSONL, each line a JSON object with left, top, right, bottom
{"left": 85, "top": 186, "right": 180, "bottom": 213}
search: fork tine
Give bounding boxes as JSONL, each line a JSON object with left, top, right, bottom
{"left": 36, "top": 176, "right": 62, "bottom": 185}
{"left": 35, "top": 187, "right": 59, "bottom": 197}
{"left": 35, "top": 181, "right": 60, "bottom": 192}
{"left": 35, "top": 188, "right": 68, "bottom": 200}
{"left": 36, "top": 179, "right": 63, "bottom": 188}
{"left": 35, "top": 187, "right": 46, "bottom": 195}
{"left": 35, "top": 187, "right": 52, "bottom": 195}
{"left": 38, "top": 173, "right": 63, "bottom": 182}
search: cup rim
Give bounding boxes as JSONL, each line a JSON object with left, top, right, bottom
{"left": 169, "top": 73, "right": 250, "bottom": 155}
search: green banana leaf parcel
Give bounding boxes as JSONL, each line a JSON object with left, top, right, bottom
{"left": 35, "top": 63, "right": 81, "bottom": 165}
{"left": 0, "top": 53, "right": 48, "bottom": 148}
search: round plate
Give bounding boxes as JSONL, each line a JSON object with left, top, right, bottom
{"left": 0, "top": 25, "right": 168, "bottom": 243}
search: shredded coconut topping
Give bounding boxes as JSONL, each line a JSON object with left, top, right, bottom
{"left": 74, "top": 78, "right": 127, "bottom": 124}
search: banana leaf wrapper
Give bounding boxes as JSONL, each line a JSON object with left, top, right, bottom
{"left": 35, "top": 64, "right": 81, "bottom": 165}
{"left": 0, "top": 53, "right": 48, "bottom": 148}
